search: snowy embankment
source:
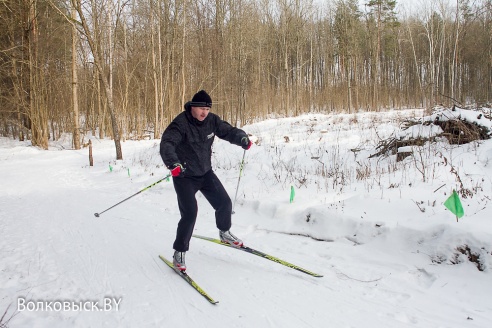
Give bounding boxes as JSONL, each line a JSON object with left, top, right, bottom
{"left": 1, "top": 108, "right": 491, "bottom": 327}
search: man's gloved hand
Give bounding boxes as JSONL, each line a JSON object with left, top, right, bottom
{"left": 171, "top": 163, "right": 184, "bottom": 177}
{"left": 241, "top": 137, "right": 252, "bottom": 150}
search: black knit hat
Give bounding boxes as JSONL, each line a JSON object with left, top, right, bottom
{"left": 190, "top": 90, "right": 212, "bottom": 108}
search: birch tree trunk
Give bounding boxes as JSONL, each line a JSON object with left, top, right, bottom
{"left": 73, "top": 0, "right": 122, "bottom": 160}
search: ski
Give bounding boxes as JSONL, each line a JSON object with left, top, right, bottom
{"left": 159, "top": 255, "right": 218, "bottom": 305}
{"left": 192, "top": 235, "right": 323, "bottom": 278}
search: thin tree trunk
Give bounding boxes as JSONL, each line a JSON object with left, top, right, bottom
{"left": 72, "top": 6, "right": 81, "bottom": 150}
{"left": 151, "top": 9, "right": 159, "bottom": 139}
{"left": 180, "top": 0, "right": 187, "bottom": 108}
{"left": 75, "top": 0, "right": 122, "bottom": 160}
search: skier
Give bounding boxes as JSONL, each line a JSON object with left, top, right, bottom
{"left": 160, "top": 90, "right": 252, "bottom": 271}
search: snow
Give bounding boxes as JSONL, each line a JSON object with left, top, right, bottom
{"left": 1, "top": 108, "right": 492, "bottom": 327}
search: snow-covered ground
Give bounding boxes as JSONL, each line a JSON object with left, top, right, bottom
{"left": 1, "top": 108, "right": 491, "bottom": 327}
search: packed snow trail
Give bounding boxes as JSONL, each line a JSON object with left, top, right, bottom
{"left": 1, "top": 136, "right": 491, "bottom": 327}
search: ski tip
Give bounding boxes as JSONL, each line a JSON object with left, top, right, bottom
{"left": 300, "top": 270, "right": 323, "bottom": 277}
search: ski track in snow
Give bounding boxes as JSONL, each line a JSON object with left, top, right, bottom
{"left": 1, "top": 111, "right": 492, "bottom": 328}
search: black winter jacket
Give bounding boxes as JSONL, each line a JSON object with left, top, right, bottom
{"left": 160, "top": 107, "right": 247, "bottom": 177}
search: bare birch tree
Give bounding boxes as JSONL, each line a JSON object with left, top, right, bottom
{"left": 71, "top": 0, "right": 123, "bottom": 159}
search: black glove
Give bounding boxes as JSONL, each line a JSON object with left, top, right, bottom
{"left": 241, "top": 137, "right": 252, "bottom": 150}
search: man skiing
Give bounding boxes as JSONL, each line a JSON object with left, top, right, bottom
{"left": 160, "top": 90, "right": 252, "bottom": 271}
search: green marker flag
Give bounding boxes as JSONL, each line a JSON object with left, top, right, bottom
{"left": 290, "top": 186, "right": 295, "bottom": 203}
{"left": 128, "top": 168, "right": 130, "bottom": 177}
{"left": 444, "top": 190, "right": 464, "bottom": 221}
{"left": 109, "top": 164, "right": 113, "bottom": 172}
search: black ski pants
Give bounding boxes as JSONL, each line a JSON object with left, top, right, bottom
{"left": 172, "top": 170, "right": 232, "bottom": 252}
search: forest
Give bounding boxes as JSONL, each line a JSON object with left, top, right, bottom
{"left": 0, "top": 0, "right": 491, "bottom": 159}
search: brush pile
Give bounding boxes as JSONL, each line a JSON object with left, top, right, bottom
{"left": 370, "top": 106, "right": 492, "bottom": 160}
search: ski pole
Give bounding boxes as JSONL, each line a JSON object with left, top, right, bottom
{"left": 232, "top": 150, "right": 246, "bottom": 214}
{"left": 94, "top": 174, "right": 171, "bottom": 217}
